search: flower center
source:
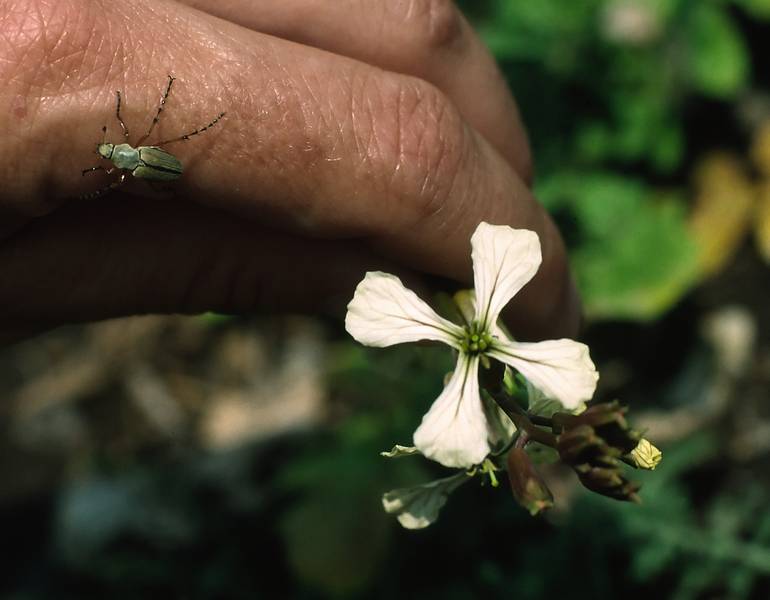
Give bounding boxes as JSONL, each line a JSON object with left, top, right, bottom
{"left": 460, "top": 322, "right": 493, "bottom": 355}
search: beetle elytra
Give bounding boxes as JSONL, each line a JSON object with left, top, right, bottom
{"left": 82, "top": 75, "right": 225, "bottom": 199}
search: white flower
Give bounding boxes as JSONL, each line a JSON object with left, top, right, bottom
{"left": 346, "top": 222, "right": 599, "bottom": 468}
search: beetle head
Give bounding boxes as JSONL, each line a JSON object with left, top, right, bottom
{"left": 97, "top": 143, "right": 114, "bottom": 159}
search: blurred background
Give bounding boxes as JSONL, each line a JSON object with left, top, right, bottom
{"left": 3, "top": 0, "right": 770, "bottom": 598}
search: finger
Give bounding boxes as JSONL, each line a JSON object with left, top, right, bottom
{"left": 178, "top": 0, "right": 533, "bottom": 182}
{"left": 2, "top": 0, "right": 576, "bottom": 339}
{"left": 0, "top": 199, "right": 575, "bottom": 344}
{"left": 0, "top": 195, "right": 405, "bottom": 336}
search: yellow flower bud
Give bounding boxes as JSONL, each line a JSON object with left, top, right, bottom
{"left": 627, "top": 438, "right": 663, "bottom": 470}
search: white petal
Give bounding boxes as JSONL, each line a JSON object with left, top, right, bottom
{"left": 382, "top": 473, "right": 469, "bottom": 529}
{"left": 345, "top": 272, "right": 463, "bottom": 348}
{"left": 487, "top": 338, "right": 599, "bottom": 410}
{"left": 413, "top": 355, "right": 489, "bottom": 468}
{"left": 471, "top": 223, "right": 542, "bottom": 330}
{"left": 482, "top": 392, "right": 517, "bottom": 451}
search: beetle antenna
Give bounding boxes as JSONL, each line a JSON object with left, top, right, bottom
{"left": 136, "top": 75, "right": 175, "bottom": 147}
{"left": 156, "top": 112, "right": 225, "bottom": 146}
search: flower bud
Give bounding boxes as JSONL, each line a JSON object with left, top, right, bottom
{"left": 575, "top": 463, "right": 641, "bottom": 503}
{"left": 556, "top": 424, "right": 617, "bottom": 466}
{"left": 507, "top": 448, "right": 554, "bottom": 516}
{"left": 553, "top": 401, "right": 641, "bottom": 454}
{"left": 552, "top": 403, "right": 658, "bottom": 503}
{"left": 624, "top": 438, "right": 663, "bottom": 470}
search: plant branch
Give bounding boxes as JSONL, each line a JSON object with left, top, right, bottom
{"left": 491, "top": 391, "right": 557, "bottom": 447}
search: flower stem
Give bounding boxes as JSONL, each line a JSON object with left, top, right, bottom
{"left": 528, "top": 414, "right": 552, "bottom": 428}
{"left": 491, "top": 391, "right": 557, "bottom": 447}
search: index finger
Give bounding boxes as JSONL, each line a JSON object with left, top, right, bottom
{"left": 1, "top": 0, "right": 577, "bottom": 339}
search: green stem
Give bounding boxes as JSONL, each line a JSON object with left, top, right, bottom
{"left": 528, "top": 414, "right": 552, "bottom": 428}
{"left": 491, "top": 391, "right": 557, "bottom": 447}
{"left": 492, "top": 430, "right": 522, "bottom": 457}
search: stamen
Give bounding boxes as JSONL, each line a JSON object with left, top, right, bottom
{"left": 460, "top": 321, "right": 492, "bottom": 356}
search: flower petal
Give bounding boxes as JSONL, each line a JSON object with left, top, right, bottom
{"left": 382, "top": 472, "right": 469, "bottom": 529}
{"left": 471, "top": 223, "right": 542, "bottom": 330}
{"left": 345, "top": 272, "right": 463, "bottom": 348}
{"left": 413, "top": 355, "right": 489, "bottom": 468}
{"left": 487, "top": 338, "right": 599, "bottom": 410}
{"left": 482, "top": 392, "right": 517, "bottom": 451}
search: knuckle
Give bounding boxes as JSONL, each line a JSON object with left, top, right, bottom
{"left": 363, "top": 76, "right": 469, "bottom": 226}
{"left": 388, "top": 0, "right": 464, "bottom": 56}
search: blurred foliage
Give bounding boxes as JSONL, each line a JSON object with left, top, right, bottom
{"left": 461, "top": 0, "right": 770, "bottom": 319}
{"left": 751, "top": 122, "right": 770, "bottom": 261}
{"left": 275, "top": 344, "right": 448, "bottom": 595}
{"left": 8, "top": 326, "right": 769, "bottom": 599}
{"left": 604, "top": 434, "right": 770, "bottom": 600}
{"left": 538, "top": 172, "right": 697, "bottom": 319}
{"left": 688, "top": 153, "right": 755, "bottom": 276}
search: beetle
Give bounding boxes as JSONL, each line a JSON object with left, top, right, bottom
{"left": 82, "top": 75, "right": 225, "bottom": 198}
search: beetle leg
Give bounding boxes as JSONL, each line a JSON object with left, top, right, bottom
{"left": 156, "top": 111, "right": 225, "bottom": 146}
{"left": 82, "top": 165, "right": 104, "bottom": 176}
{"left": 82, "top": 166, "right": 115, "bottom": 177}
{"left": 115, "top": 90, "right": 129, "bottom": 140}
{"left": 79, "top": 172, "right": 127, "bottom": 201}
{"left": 136, "top": 75, "right": 175, "bottom": 147}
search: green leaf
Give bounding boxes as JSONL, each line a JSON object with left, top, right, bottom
{"left": 538, "top": 172, "right": 699, "bottom": 320}
{"left": 733, "top": 0, "right": 770, "bottom": 20}
{"left": 280, "top": 489, "right": 392, "bottom": 595}
{"left": 380, "top": 444, "right": 420, "bottom": 459}
{"left": 382, "top": 473, "right": 470, "bottom": 529}
{"left": 685, "top": 6, "right": 749, "bottom": 98}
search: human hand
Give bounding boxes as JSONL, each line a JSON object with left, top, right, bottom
{"left": 0, "top": 0, "right": 579, "bottom": 343}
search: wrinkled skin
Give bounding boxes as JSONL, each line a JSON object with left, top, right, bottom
{"left": 0, "top": 0, "right": 580, "bottom": 344}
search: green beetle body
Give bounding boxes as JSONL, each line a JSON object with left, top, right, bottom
{"left": 98, "top": 142, "right": 183, "bottom": 181}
